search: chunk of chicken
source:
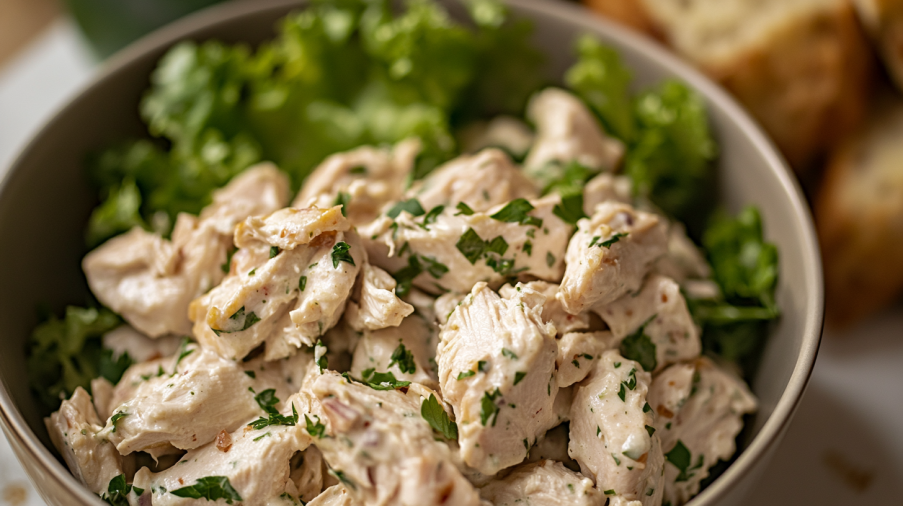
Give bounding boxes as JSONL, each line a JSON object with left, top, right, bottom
{"left": 652, "top": 223, "right": 711, "bottom": 284}
{"left": 500, "top": 281, "right": 590, "bottom": 334}
{"left": 45, "top": 387, "right": 123, "bottom": 495}
{"left": 410, "top": 148, "right": 538, "bottom": 213}
{"left": 437, "top": 282, "right": 560, "bottom": 475}
{"left": 349, "top": 313, "right": 439, "bottom": 389}
{"left": 433, "top": 292, "right": 466, "bottom": 325}
{"left": 309, "top": 372, "right": 483, "bottom": 506}
{"left": 459, "top": 116, "right": 535, "bottom": 159}
{"left": 289, "top": 445, "right": 330, "bottom": 503}
{"left": 568, "top": 350, "right": 664, "bottom": 506}
{"left": 190, "top": 206, "right": 363, "bottom": 360}
{"left": 102, "top": 325, "right": 182, "bottom": 364}
{"left": 556, "top": 331, "right": 619, "bottom": 388}
{"left": 479, "top": 460, "right": 605, "bottom": 506}
{"left": 345, "top": 264, "right": 414, "bottom": 331}
{"left": 102, "top": 344, "right": 308, "bottom": 455}
{"left": 306, "top": 485, "right": 361, "bottom": 506}
{"left": 523, "top": 88, "right": 624, "bottom": 174}
{"left": 362, "top": 196, "right": 569, "bottom": 295}
{"left": 647, "top": 358, "right": 757, "bottom": 505}
{"left": 83, "top": 165, "right": 289, "bottom": 337}
{"left": 293, "top": 139, "right": 420, "bottom": 226}
{"left": 592, "top": 275, "right": 701, "bottom": 373}
{"left": 582, "top": 173, "right": 633, "bottom": 215}
{"left": 559, "top": 202, "right": 669, "bottom": 314}
{"left": 131, "top": 400, "right": 311, "bottom": 506}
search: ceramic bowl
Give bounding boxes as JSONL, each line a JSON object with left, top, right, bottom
{"left": 0, "top": 0, "right": 824, "bottom": 504}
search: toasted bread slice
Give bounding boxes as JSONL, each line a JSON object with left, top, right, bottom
{"left": 816, "top": 91, "right": 903, "bottom": 326}
{"left": 584, "top": 0, "right": 875, "bottom": 171}
{"left": 854, "top": 0, "right": 903, "bottom": 91}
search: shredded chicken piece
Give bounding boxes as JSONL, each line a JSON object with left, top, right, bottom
{"left": 293, "top": 139, "right": 420, "bottom": 226}
{"left": 500, "top": 281, "right": 590, "bottom": 334}
{"left": 349, "top": 312, "right": 439, "bottom": 389}
{"left": 558, "top": 201, "right": 669, "bottom": 314}
{"left": 305, "top": 485, "right": 361, "bottom": 506}
{"left": 479, "top": 460, "right": 605, "bottom": 506}
{"left": 345, "top": 264, "right": 414, "bottom": 331}
{"left": 190, "top": 206, "right": 363, "bottom": 360}
{"left": 45, "top": 387, "right": 124, "bottom": 495}
{"left": 648, "top": 358, "right": 757, "bottom": 505}
{"left": 582, "top": 173, "right": 633, "bottom": 214}
{"left": 556, "top": 331, "right": 619, "bottom": 388}
{"left": 568, "top": 350, "right": 664, "bottom": 506}
{"left": 131, "top": 398, "right": 311, "bottom": 506}
{"left": 410, "top": 148, "right": 538, "bottom": 213}
{"left": 101, "top": 344, "right": 309, "bottom": 455}
{"left": 438, "top": 282, "right": 560, "bottom": 475}
{"left": 362, "top": 195, "right": 568, "bottom": 294}
{"left": 524, "top": 88, "right": 624, "bottom": 173}
{"left": 83, "top": 165, "right": 289, "bottom": 337}
{"left": 309, "top": 372, "right": 483, "bottom": 506}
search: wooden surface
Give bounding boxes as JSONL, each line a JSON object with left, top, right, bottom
{"left": 0, "top": 0, "right": 60, "bottom": 68}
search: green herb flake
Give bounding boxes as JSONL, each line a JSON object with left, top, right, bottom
{"left": 480, "top": 388, "right": 502, "bottom": 427}
{"left": 305, "top": 414, "right": 326, "bottom": 438}
{"left": 269, "top": 246, "right": 280, "bottom": 258}
{"left": 211, "top": 307, "right": 261, "bottom": 336}
{"left": 334, "top": 192, "right": 351, "bottom": 216}
{"left": 514, "top": 371, "right": 527, "bottom": 385}
{"left": 109, "top": 411, "right": 127, "bottom": 433}
{"left": 490, "top": 198, "right": 542, "bottom": 227}
{"left": 546, "top": 251, "right": 556, "bottom": 267}
{"left": 100, "top": 474, "right": 131, "bottom": 506}
{"left": 421, "top": 394, "right": 458, "bottom": 440}
{"left": 299, "top": 276, "right": 307, "bottom": 292}
{"left": 244, "top": 370, "right": 256, "bottom": 379}
{"left": 501, "top": 348, "right": 518, "bottom": 360}
{"left": 646, "top": 425, "right": 656, "bottom": 436}
{"left": 387, "top": 199, "right": 426, "bottom": 219}
{"left": 456, "top": 228, "right": 488, "bottom": 264}
{"left": 388, "top": 343, "right": 416, "bottom": 374}
{"left": 348, "top": 166, "right": 367, "bottom": 175}
{"left": 455, "top": 202, "right": 475, "bottom": 216}
{"left": 420, "top": 205, "right": 445, "bottom": 230}
{"left": 457, "top": 370, "right": 476, "bottom": 380}
{"left": 331, "top": 242, "right": 355, "bottom": 268}
{"left": 170, "top": 476, "right": 243, "bottom": 504}
{"left": 620, "top": 315, "right": 658, "bottom": 372}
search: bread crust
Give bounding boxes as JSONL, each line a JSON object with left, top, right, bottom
{"left": 816, "top": 92, "right": 903, "bottom": 326}
{"left": 854, "top": 0, "right": 903, "bottom": 92}
{"left": 583, "top": 0, "right": 875, "bottom": 172}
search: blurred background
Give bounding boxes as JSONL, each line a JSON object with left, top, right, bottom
{"left": 0, "top": 0, "right": 901, "bottom": 505}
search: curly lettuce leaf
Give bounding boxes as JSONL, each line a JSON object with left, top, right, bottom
{"left": 625, "top": 80, "right": 717, "bottom": 229}
{"left": 27, "top": 307, "right": 125, "bottom": 413}
{"left": 691, "top": 206, "right": 780, "bottom": 375}
{"left": 565, "top": 34, "right": 635, "bottom": 142}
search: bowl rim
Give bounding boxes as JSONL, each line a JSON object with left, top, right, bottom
{"left": 0, "top": 0, "right": 824, "bottom": 504}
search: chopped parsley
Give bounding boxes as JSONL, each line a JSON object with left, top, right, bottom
{"left": 478, "top": 360, "right": 489, "bottom": 372}
{"left": 269, "top": 246, "right": 280, "bottom": 258}
{"left": 546, "top": 251, "right": 556, "bottom": 267}
{"left": 479, "top": 388, "right": 502, "bottom": 426}
{"left": 388, "top": 343, "right": 416, "bottom": 374}
{"left": 456, "top": 370, "right": 476, "bottom": 380}
{"left": 421, "top": 394, "right": 458, "bottom": 440}
{"left": 331, "top": 242, "right": 355, "bottom": 268}
{"left": 100, "top": 474, "right": 131, "bottom": 506}
{"left": 523, "top": 240, "right": 533, "bottom": 256}
{"left": 620, "top": 315, "right": 658, "bottom": 372}
{"left": 604, "top": 489, "right": 616, "bottom": 496}
{"left": 333, "top": 191, "right": 350, "bottom": 216}
{"left": 392, "top": 254, "right": 449, "bottom": 295}
{"left": 299, "top": 275, "right": 307, "bottom": 292}
{"left": 244, "top": 370, "right": 256, "bottom": 379}
{"left": 329, "top": 469, "right": 356, "bottom": 490}
{"left": 174, "top": 337, "right": 194, "bottom": 368}
{"left": 305, "top": 414, "right": 327, "bottom": 438}
{"left": 220, "top": 247, "right": 237, "bottom": 274}
{"left": 501, "top": 348, "right": 518, "bottom": 359}
{"left": 456, "top": 228, "right": 491, "bottom": 264}
{"left": 387, "top": 198, "right": 425, "bottom": 218}
{"left": 455, "top": 202, "right": 475, "bottom": 215}
{"left": 109, "top": 411, "right": 127, "bottom": 433}
{"left": 490, "top": 198, "right": 542, "bottom": 227}
{"left": 552, "top": 190, "right": 587, "bottom": 225}
{"left": 455, "top": 227, "right": 514, "bottom": 274}
{"left": 253, "top": 432, "right": 271, "bottom": 442}
{"left": 253, "top": 389, "right": 280, "bottom": 415}
{"left": 170, "top": 476, "right": 243, "bottom": 504}
{"left": 646, "top": 425, "right": 656, "bottom": 436}
{"left": 211, "top": 307, "right": 260, "bottom": 336}
{"left": 419, "top": 205, "right": 445, "bottom": 230}
{"left": 315, "top": 340, "right": 328, "bottom": 372}
{"left": 348, "top": 165, "right": 367, "bottom": 175}
{"left": 589, "top": 232, "right": 628, "bottom": 248}
{"left": 514, "top": 371, "right": 527, "bottom": 385}
{"left": 248, "top": 403, "right": 299, "bottom": 430}
{"left": 343, "top": 369, "right": 411, "bottom": 391}
{"left": 665, "top": 440, "right": 704, "bottom": 482}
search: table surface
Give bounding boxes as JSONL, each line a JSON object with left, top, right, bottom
{"left": 1, "top": 18, "right": 901, "bottom": 506}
